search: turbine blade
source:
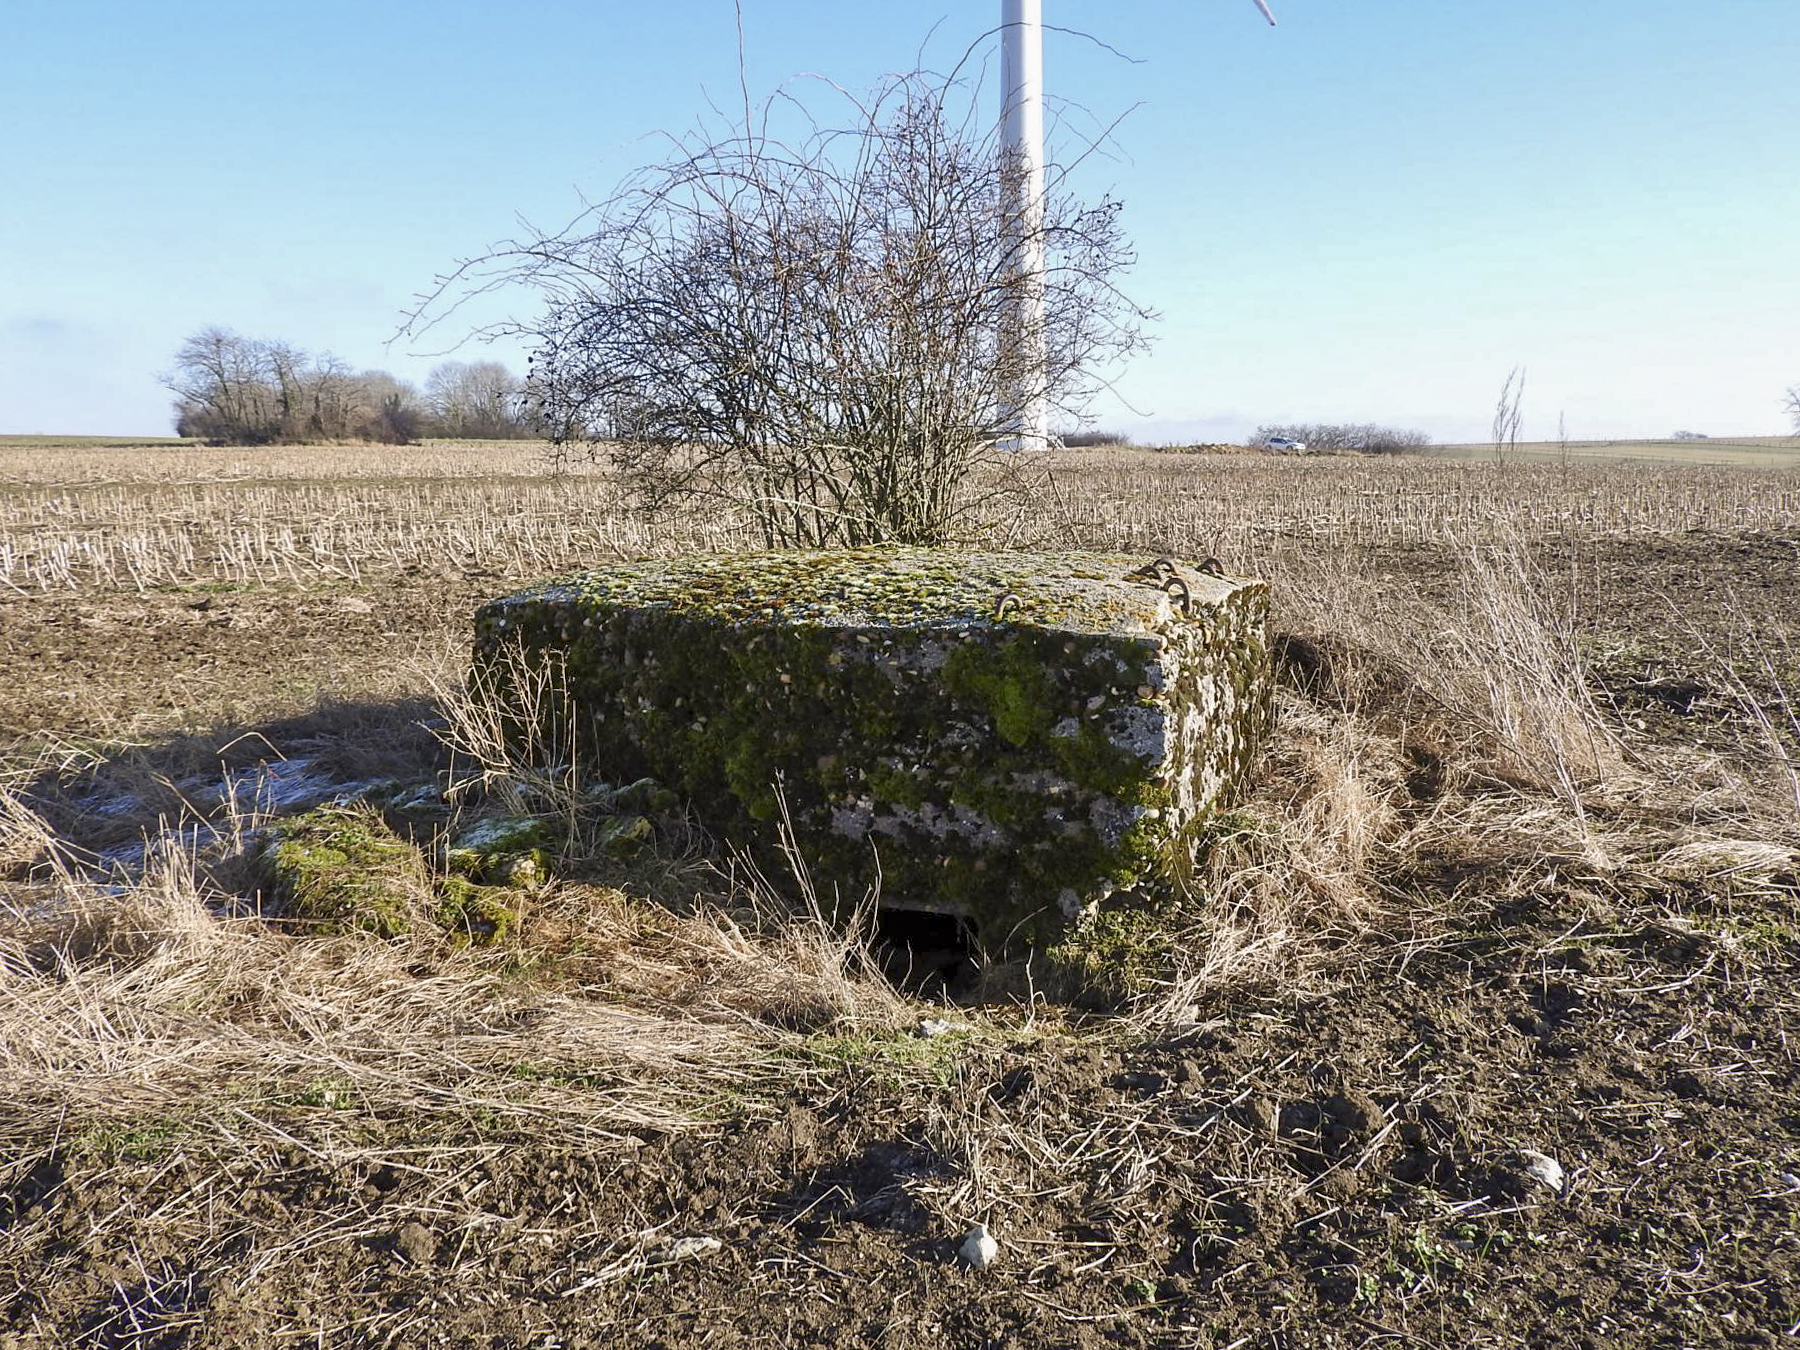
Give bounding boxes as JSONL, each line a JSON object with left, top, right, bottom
{"left": 1249, "top": 0, "right": 1278, "bottom": 24}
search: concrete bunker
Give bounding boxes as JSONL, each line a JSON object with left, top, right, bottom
{"left": 473, "top": 547, "right": 1272, "bottom": 948}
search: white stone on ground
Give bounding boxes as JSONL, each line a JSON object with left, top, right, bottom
{"left": 918, "top": 1018, "right": 970, "bottom": 1038}
{"left": 1520, "top": 1149, "right": 1566, "bottom": 1194}
{"left": 959, "top": 1223, "right": 999, "bottom": 1268}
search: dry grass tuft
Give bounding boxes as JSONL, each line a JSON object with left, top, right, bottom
{"left": 0, "top": 857, "right": 745, "bottom": 1146}
{"left": 1131, "top": 527, "right": 1799, "bottom": 1021}
{"left": 1271, "top": 533, "right": 1623, "bottom": 793}
{"left": 1140, "top": 693, "right": 1413, "bottom": 1016}
{"left": 517, "top": 873, "right": 908, "bottom": 1037}
{"left": 418, "top": 635, "right": 584, "bottom": 820}
{"left": 413, "top": 636, "right": 908, "bottom": 1032}
{"left": 0, "top": 771, "right": 909, "bottom": 1167}
{"left": 1444, "top": 539, "right": 1626, "bottom": 795}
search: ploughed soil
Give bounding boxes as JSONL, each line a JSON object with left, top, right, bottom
{"left": 8, "top": 900, "right": 1798, "bottom": 1350}
{"left": 3, "top": 530, "right": 1799, "bottom": 1349}
{"left": 9, "top": 897, "right": 1798, "bottom": 1350}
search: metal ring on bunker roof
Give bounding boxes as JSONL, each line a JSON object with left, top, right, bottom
{"left": 1127, "top": 557, "right": 1177, "bottom": 584}
{"left": 1161, "top": 576, "right": 1192, "bottom": 614}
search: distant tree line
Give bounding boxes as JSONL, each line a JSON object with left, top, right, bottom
{"left": 166, "top": 328, "right": 533, "bottom": 444}
{"left": 1252, "top": 422, "right": 1433, "bottom": 454}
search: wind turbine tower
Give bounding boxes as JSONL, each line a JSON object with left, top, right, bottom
{"left": 999, "top": 0, "right": 1048, "bottom": 451}
{"left": 998, "top": 0, "right": 1278, "bottom": 450}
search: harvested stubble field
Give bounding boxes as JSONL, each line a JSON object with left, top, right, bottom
{"left": 1423, "top": 437, "right": 1800, "bottom": 470}
{"left": 2, "top": 438, "right": 1799, "bottom": 1349}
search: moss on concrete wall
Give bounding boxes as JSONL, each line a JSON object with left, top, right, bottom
{"left": 474, "top": 547, "right": 1271, "bottom": 947}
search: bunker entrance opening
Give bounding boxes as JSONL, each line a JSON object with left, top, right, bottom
{"left": 871, "top": 906, "right": 978, "bottom": 998}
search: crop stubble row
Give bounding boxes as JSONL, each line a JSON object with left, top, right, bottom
{"left": 1, "top": 444, "right": 1797, "bottom": 593}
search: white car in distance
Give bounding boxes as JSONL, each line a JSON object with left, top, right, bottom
{"left": 1264, "top": 435, "right": 1308, "bottom": 453}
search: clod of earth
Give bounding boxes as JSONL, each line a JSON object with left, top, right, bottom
{"left": 393, "top": 1222, "right": 438, "bottom": 1266}
{"left": 473, "top": 547, "right": 1272, "bottom": 950}
{"left": 260, "top": 806, "right": 429, "bottom": 940}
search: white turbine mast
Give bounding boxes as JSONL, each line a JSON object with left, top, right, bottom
{"left": 998, "top": 0, "right": 1277, "bottom": 450}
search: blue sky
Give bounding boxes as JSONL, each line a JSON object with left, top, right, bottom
{"left": 3, "top": 0, "right": 1796, "bottom": 442}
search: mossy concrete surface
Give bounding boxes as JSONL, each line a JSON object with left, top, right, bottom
{"left": 474, "top": 548, "right": 1271, "bottom": 944}
{"left": 261, "top": 806, "right": 428, "bottom": 939}
{"left": 261, "top": 805, "right": 527, "bottom": 946}
{"left": 446, "top": 815, "right": 554, "bottom": 885}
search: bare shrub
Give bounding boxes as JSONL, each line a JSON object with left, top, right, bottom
{"left": 408, "top": 70, "right": 1150, "bottom": 546}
